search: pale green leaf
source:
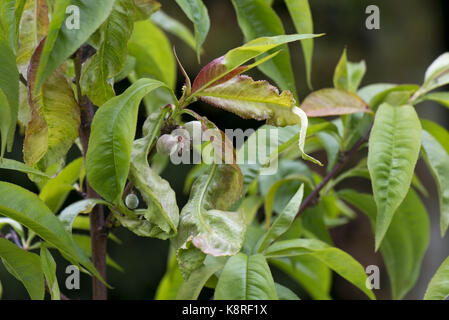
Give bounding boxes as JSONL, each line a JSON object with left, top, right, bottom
{"left": 333, "top": 48, "right": 366, "bottom": 92}
{"left": 40, "top": 244, "right": 60, "bottom": 300}
{"left": 275, "top": 282, "right": 300, "bottom": 300}
{"left": 59, "top": 199, "right": 109, "bottom": 232}
{"left": 151, "top": 10, "right": 196, "bottom": 51}
{"left": 424, "top": 256, "right": 449, "bottom": 300}
{"left": 421, "top": 52, "right": 449, "bottom": 94}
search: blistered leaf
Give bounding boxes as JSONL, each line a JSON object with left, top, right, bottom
{"left": 80, "top": 0, "right": 135, "bottom": 106}
{"left": 339, "top": 189, "right": 429, "bottom": 300}
{"left": 421, "top": 130, "right": 449, "bottom": 236}
{"left": 86, "top": 79, "right": 173, "bottom": 203}
{"left": 24, "top": 40, "right": 80, "bottom": 170}
{"left": 0, "top": 181, "right": 103, "bottom": 282}
{"left": 231, "top": 0, "right": 298, "bottom": 96}
{"left": 34, "top": 0, "right": 116, "bottom": 92}
{"left": 257, "top": 184, "right": 304, "bottom": 252}
{"left": 264, "top": 238, "right": 375, "bottom": 299}
{"left": 285, "top": 0, "right": 314, "bottom": 90}
{"left": 333, "top": 48, "right": 366, "bottom": 92}
{"left": 40, "top": 244, "right": 60, "bottom": 300}
{"left": 175, "top": 0, "right": 210, "bottom": 60}
{"left": 215, "top": 253, "right": 277, "bottom": 300}
{"left": 300, "top": 88, "right": 371, "bottom": 117}
{"left": 175, "top": 164, "right": 245, "bottom": 277}
{"left": 368, "top": 103, "right": 421, "bottom": 249}
{"left": 424, "top": 256, "right": 449, "bottom": 300}
{"left": 151, "top": 10, "right": 196, "bottom": 51}
{"left": 0, "top": 238, "right": 44, "bottom": 300}
{"left": 125, "top": 112, "right": 179, "bottom": 239}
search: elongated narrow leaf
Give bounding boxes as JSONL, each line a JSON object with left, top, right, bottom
{"left": 175, "top": 0, "right": 209, "bottom": 60}
{"left": 128, "top": 19, "right": 176, "bottom": 114}
{"left": 34, "top": 0, "right": 116, "bottom": 92}
{"left": 333, "top": 48, "right": 366, "bottom": 92}
{"left": 270, "top": 256, "right": 332, "bottom": 300}
{"left": 39, "top": 157, "right": 83, "bottom": 213}
{"left": 257, "top": 184, "right": 304, "bottom": 252}
{"left": 424, "top": 256, "right": 449, "bottom": 300}
{"left": 421, "top": 130, "right": 449, "bottom": 236}
{"left": 151, "top": 10, "right": 196, "bottom": 51}
{"left": 265, "top": 238, "right": 375, "bottom": 299}
{"left": 0, "top": 32, "right": 19, "bottom": 154}
{"left": 190, "top": 34, "right": 320, "bottom": 96}
{"left": 285, "top": 0, "right": 314, "bottom": 89}
{"left": 0, "top": 238, "right": 44, "bottom": 300}
{"left": 175, "top": 164, "right": 245, "bottom": 277}
{"left": 155, "top": 252, "right": 184, "bottom": 300}
{"left": 58, "top": 199, "right": 109, "bottom": 232}
{"left": 231, "top": 0, "right": 297, "bottom": 96}
{"left": 40, "top": 244, "right": 60, "bottom": 300}
{"left": 215, "top": 253, "right": 277, "bottom": 300}
{"left": 0, "top": 158, "right": 49, "bottom": 177}
{"left": 124, "top": 112, "right": 179, "bottom": 239}
{"left": 24, "top": 40, "right": 80, "bottom": 170}
{"left": 176, "top": 258, "right": 225, "bottom": 300}
{"left": 368, "top": 103, "right": 421, "bottom": 249}
{"left": 0, "top": 182, "right": 102, "bottom": 282}
{"left": 300, "top": 88, "right": 370, "bottom": 117}
{"left": 339, "top": 189, "right": 429, "bottom": 300}
{"left": 80, "top": 0, "right": 135, "bottom": 106}
{"left": 86, "top": 79, "right": 172, "bottom": 203}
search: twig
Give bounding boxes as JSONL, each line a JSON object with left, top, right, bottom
{"left": 294, "top": 129, "right": 371, "bottom": 220}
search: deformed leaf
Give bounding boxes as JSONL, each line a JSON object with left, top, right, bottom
{"left": 368, "top": 103, "right": 421, "bottom": 249}
{"left": 215, "top": 253, "right": 277, "bottom": 300}
{"left": 300, "top": 88, "right": 371, "bottom": 117}
{"left": 0, "top": 238, "right": 44, "bottom": 300}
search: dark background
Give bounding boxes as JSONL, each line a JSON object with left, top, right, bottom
{"left": 1, "top": 0, "right": 449, "bottom": 300}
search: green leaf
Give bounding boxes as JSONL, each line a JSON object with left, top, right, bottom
{"left": 155, "top": 252, "right": 184, "bottom": 300}
{"left": 39, "top": 157, "right": 83, "bottom": 213}
{"left": 368, "top": 103, "right": 421, "bottom": 249}
{"left": 264, "top": 238, "right": 375, "bottom": 299}
{"left": 85, "top": 78, "right": 172, "bottom": 203}
{"left": 257, "top": 184, "right": 304, "bottom": 252}
{"left": 0, "top": 238, "right": 44, "bottom": 300}
{"left": 285, "top": 0, "right": 314, "bottom": 90}
{"left": 421, "top": 119, "right": 449, "bottom": 154}
{"left": 175, "top": 164, "right": 245, "bottom": 278}
{"left": 59, "top": 199, "right": 109, "bottom": 232}
{"left": 275, "top": 283, "right": 300, "bottom": 300}
{"left": 34, "top": 0, "right": 116, "bottom": 92}
{"left": 300, "top": 88, "right": 371, "bottom": 117}
{"left": 0, "top": 32, "right": 19, "bottom": 155}
{"left": 124, "top": 112, "right": 179, "bottom": 239}
{"left": 420, "top": 52, "right": 449, "bottom": 95}
{"left": 366, "top": 84, "right": 419, "bottom": 111}
{"left": 176, "top": 258, "right": 225, "bottom": 300}
{"left": 40, "top": 244, "right": 60, "bottom": 300}
{"left": 339, "top": 189, "right": 429, "bottom": 300}
{"left": 0, "top": 158, "right": 49, "bottom": 177}
{"left": 128, "top": 19, "right": 176, "bottom": 114}
{"left": 80, "top": 0, "right": 135, "bottom": 106}
{"left": 0, "top": 0, "right": 17, "bottom": 52}
{"left": 424, "top": 256, "right": 449, "bottom": 300}
{"left": 270, "top": 256, "right": 331, "bottom": 300}
{"left": 231, "top": 0, "right": 297, "bottom": 97}
{"left": 24, "top": 40, "right": 80, "bottom": 170}
{"left": 0, "top": 182, "right": 103, "bottom": 282}
{"left": 215, "top": 253, "right": 277, "bottom": 300}
{"left": 333, "top": 48, "right": 366, "bottom": 92}
{"left": 151, "top": 10, "right": 196, "bottom": 51}
{"left": 418, "top": 92, "right": 449, "bottom": 109}
{"left": 175, "top": 0, "right": 210, "bottom": 60}
{"left": 133, "top": 0, "right": 161, "bottom": 20}
{"left": 421, "top": 130, "right": 449, "bottom": 236}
